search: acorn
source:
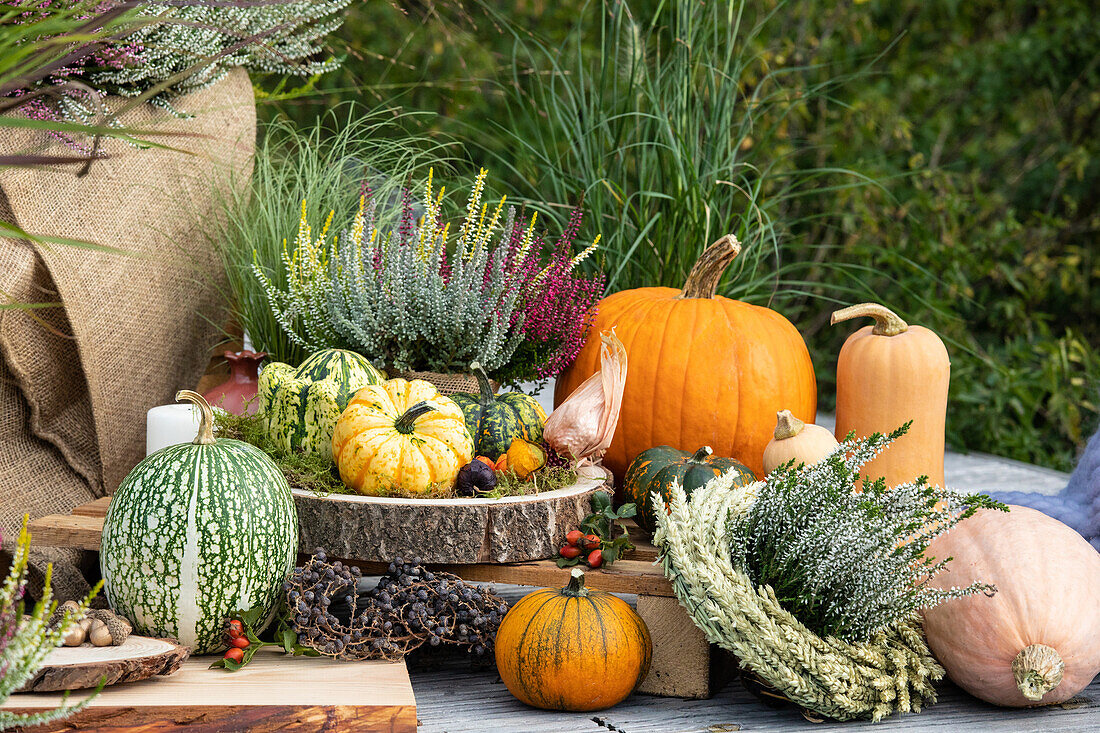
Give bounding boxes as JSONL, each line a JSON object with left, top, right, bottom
{"left": 87, "top": 609, "right": 132, "bottom": 646}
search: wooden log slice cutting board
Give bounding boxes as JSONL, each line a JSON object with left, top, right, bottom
{"left": 18, "top": 636, "right": 189, "bottom": 692}
{"left": 294, "top": 464, "right": 612, "bottom": 564}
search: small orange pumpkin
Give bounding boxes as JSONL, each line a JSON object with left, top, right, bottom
{"left": 495, "top": 568, "right": 652, "bottom": 711}
{"left": 555, "top": 236, "right": 816, "bottom": 486}
{"left": 505, "top": 438, "right": 546, "bottom": 480}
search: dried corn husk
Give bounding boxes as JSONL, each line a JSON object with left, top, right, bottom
{"left": 543, "top": 329, "right": 627, "bottom": 465}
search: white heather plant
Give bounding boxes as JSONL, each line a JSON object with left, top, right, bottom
{"left": 0, "top": 518, "right": 100, "bottom": 731}
{"left": 27, "top": 0, "right": 353, "bottom": 125}
{"left": 729, "top": 425, "right": 1007, "bottom": 643}
{"left": 254, "top": 169, "right": 599, "bottom": 377}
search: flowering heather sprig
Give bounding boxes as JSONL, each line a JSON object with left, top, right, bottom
{"left": 507, "top": 205, "right": 604, "bottom": 380}
{"left": 728, "top": 424, "right": 1008, "bottom": 643}
{"left": 0, "top": 517, "right": 102, "bottom": 730}
{"left": 254, "top": 169, "right": 604, "bottom": 381}
{"left": 8, "top": 0, "right": 352, "bottom": 131}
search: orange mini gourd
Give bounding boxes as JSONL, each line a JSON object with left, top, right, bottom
{"left": 554, "top": 236, "right": 816, "bottom": 484}
{"left": 495, "top": 568, "right": 651, "bottom": 711}
{"left": 831, "top": 303, "right": 949, "bottom": 487}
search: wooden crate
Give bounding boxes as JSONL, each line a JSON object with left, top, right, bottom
{"left": 4, "top": 648, "right": 416, "bottom": 732}
{"left": 28, "top": 499, "right": 731, "bottom": 699}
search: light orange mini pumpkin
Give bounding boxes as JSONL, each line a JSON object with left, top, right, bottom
{"left": 555, "top": 236, "right": 816, "bottom": 484}
{"left": 832, "top": 302, "right": 949, "bottom": 488}
{"left": 761, "top": 409, "right": 839, "bottom": 474}
{"left": 495, "top": 568, "right": 651, "bottom": 711}
{"left": 922, "top": 505, "right": 1100, "bottom": 706}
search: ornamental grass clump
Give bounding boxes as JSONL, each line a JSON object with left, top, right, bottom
{"left": 254, "top": 169, "right": 602, "bottom": 383}
{"left": 654, "top": 429, "right": 1006, "bottom": 721}
{"left": 0, "top": 517, "right": 101, "bottom": 731}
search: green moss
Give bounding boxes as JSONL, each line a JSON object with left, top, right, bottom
{"left": 213, "top": 411, "right": 353, "bottom": 497}
{"left": 478, "top": 466, "right": 578, "bottom": 499}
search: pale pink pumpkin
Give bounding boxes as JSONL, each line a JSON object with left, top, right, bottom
{"left": 922, "top": 505, "right": 1100, "bottom": 706}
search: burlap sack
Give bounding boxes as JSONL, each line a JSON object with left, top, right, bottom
{"left": 0, "top": 70, "right": 256, "bottom": 599}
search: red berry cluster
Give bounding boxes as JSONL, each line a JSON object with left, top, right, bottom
{"left": 222, "top": 619, "right": 249, "bottom": 663}
{"left": 559, "top": 529, "right": 603, "bottom": 568}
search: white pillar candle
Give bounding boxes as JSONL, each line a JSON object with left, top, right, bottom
{"left": 146, "top": 403, "right": 201, "bottom": 455}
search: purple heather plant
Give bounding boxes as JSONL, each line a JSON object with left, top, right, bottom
{"left": 256, "top": 169, "right": 603, "bottom": 384}
{"left": 496, "top": 205, "right": 605, "bottom": 384}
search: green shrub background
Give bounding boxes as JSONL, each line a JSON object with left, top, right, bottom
{"left": 259, "top": 0, "right": 1098, "bottom": 471}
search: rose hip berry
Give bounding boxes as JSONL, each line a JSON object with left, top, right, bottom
{"left": 565, "top": 530, "right": 584, "bottom": 547}
{"left": 583, "top": 534, "right": 601, "bottom": 551}
{"left": 223, "top": 647, "right": 244, "bottom": 663}
{"left": 586, "top": 549, "right": 603, "bottom": 568}
{"left": 229, "top": 635, "right": 250, "bottom": 649}
{"left": 226, "top": 619, "right": 243, "bottom": 639}
{"left": 559, "top": 544, "right": 582, "bottom": 559}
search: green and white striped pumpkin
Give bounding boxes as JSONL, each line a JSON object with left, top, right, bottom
{"left": 450, "top": 362, "right": 547, "bottom": 460}
{"left": 100, "top": 390, "right": 297, "bottom": 654}
{"left": 258, "top": 348, "right": 384, "bottom": 459}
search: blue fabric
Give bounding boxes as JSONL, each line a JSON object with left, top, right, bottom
{"left": 993, "top": 424, "right": 1100, "bottom": 551}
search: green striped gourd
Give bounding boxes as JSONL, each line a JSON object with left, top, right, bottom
{"left": 450, "top": 362, "right": 547, "bottom": 460}
{"left": 258, "top": 348, "right": 384, "bottom": 459}
{"left": 100, "top": 390, "right": 297, "bottom": 654}
{"left": 624, "top": 445, "right": 756, "bottom": 533}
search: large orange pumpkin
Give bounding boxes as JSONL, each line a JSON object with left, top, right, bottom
{"left": 555, "top": 236, "right": 816, "bottom": 484}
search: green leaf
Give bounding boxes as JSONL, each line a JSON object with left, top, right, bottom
{"left": 281, "top": 628, "right": 297, "bottom": 654}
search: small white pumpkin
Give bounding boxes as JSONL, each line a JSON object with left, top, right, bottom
{"left": 762, "top": 409, "right": 839, "bottom": 474}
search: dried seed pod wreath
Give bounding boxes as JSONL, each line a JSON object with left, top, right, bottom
{"left": 653, "top": 431, "right": 1003, "bottom": 722}
{"left": 285, "top": 549, "right": 508, "bottom": 661}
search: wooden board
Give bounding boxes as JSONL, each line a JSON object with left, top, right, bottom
{"left": 336, "top": 555, "right": 673, "bottom": 597}
{"left": 18, "top": 636, "right": 189, "bottom": 693}
{"left": 5, "top": 648, "right": 417, "bottom": 732}
{"left": 293, "top": 464, "right": 613, "bottom": 564}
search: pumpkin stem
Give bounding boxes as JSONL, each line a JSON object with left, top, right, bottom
{"left": 175, "top": 389, "right": 216, "bottom": 446}
{"left": 688, "top": 446, "right": 714, "bottom": 463}
{"left": 469, "top": 361, "right": 495, "bottom": 406}
{"left": 830, "top": 302, "right": 909, "bottom": 336}
{"left": 563, "top": 567, "right": 589, "bottom": 597}
{"left": 395, "top": 400, "right": 437, "bottom": 434}
{"left": 1013, "top": 644, "right": 1064, "bottom": 702}
{"left": 773, "top": 410, "right": 805, "bottom": 440}
{"left": 676, "top": 235, "right": 741, "bottom": 300}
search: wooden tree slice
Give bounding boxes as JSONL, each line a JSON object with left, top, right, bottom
{"left": 17, "top": 636, "right": 190, "bottom": 692}
{"left": 294, "top": 464, "right": 612, "bottom": 564}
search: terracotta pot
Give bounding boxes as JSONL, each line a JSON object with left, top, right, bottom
{"left": 202, "top": 350, "right": 265, "bottom": 415}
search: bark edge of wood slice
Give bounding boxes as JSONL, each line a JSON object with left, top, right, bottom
{"left": 294, "top": 464, "right": 612, "bottom": 564}
{"left": 17, "top": 636, "right": 190, "bottom": 692}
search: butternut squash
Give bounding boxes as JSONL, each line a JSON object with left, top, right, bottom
{"left": 831, "top": 303, "right": 949, "bottom": 487}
